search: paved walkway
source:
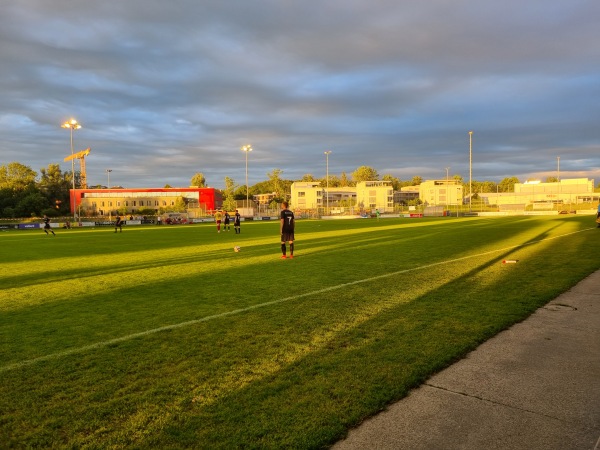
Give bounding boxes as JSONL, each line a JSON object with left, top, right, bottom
{"left": 333, "top": 270, "right": 600, "bottom": 450}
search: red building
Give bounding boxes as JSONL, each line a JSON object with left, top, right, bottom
{"left": 70, "top": 187, "right": 222, "bottom": 217}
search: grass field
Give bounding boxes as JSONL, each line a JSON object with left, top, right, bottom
{"left": 1, "top": 215, "right": 599, "bottom": 448}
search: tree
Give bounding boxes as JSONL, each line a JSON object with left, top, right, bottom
{"left": 301, "top": 174, "right": 316, "bottom": 182}
{"left": 498, "top": 177, "right": 520, "bottom": 193}
{"left": 267, "top": 169, "right": 285, "bottom": 200}
{"left": 222, "top": 177, "right": 237, "bottom": 211}
{"left": 16, "top": 192, "right": 47, "bottom": 217}
{"left": 352, "top": 166, "right": 379, "bottom": 182}
{"left": 173, "top": 196, "right": 187, "bottom": 212}
{"left": 410, "top": 176, "right": 423, "bottom": 186}
{"left": 382, "top": 174, "right": 401, "bottom": 191}
{"left": 190, "top": 173, "right": 206, "bottom": 187}
{"left": 0, "top": 162, "right": 37, "bottom": 191}
{"left": 233, "top": 185, "right": 248, "bottom": 200}
{"left": 319, "top": 174, "right": 338, "bottom": 188}
{"left": 546, "top": 176, "right": 558, "bottom": 183}
{"left": 39, "top": 164, "right": 70, "bottom": 214}
{"left": 323, "top": 175, "right": 340, "bottom": 188}
{"left": 339, "top": 172, "right": 351, "bottom": 187}
{"left": 0, "top": 187, "right": 17, "bottom": 216}
{"left": 0, "top": 162, "right": 41, "bottom": 218}
{"left": 479, "top": 181, "right": 497, "bottom": 193}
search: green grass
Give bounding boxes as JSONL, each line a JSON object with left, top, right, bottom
{"left": 1, "top": 216, "right": 599, "bottom": 448}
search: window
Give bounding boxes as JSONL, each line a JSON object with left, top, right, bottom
{"left": 298, "top": 192, "right": 305, "bottom": 197}
{"left": 133, "top": 201, "right": 136, "bottom": 206}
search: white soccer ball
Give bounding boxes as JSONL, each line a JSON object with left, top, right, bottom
{"left": 234, "top": 246, "right": 241, "bottom": 252}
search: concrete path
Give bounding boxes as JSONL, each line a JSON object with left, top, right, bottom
{"left": 333, "top": 271, "right": 600, "bottom": 450}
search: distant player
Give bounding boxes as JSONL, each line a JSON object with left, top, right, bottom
{"left": 234, "top": 209, "right": 241, "bottom": 234}
{"left": 214, "top": 210, "right": 223, "bottom": 233}
{"left": 115, "top": 214, "right": 123, "bottom": 233}
{"left": 224, "top": 211, "right": 231, "bottom": 231}
{"left": 43, "top": 215, "right": 56, "bottom": 236}
{"left": 280, "top": 201, "right": 295, "bottom": 259}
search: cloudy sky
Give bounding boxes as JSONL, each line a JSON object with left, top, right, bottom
{"left": 1, "top": 0, "right": 599, "bottom": 189}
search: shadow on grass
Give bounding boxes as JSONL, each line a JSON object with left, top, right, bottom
{"left": 1, "top": 218, "right": 598, "bottom": 448}
{"left": 1, "top": 217, "right": 588, "bottom": 365}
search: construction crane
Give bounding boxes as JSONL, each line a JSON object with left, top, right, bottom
{"left": 64, "top": 147, "right": 91, "bottom": 189}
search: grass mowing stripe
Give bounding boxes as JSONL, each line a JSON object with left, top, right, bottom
{"left": 1, "top": 225, "right": 592, "bottom": 374}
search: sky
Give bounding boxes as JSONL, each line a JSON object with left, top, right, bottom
{"left": 1, "top": 0, "right": 599, "bottom": 190}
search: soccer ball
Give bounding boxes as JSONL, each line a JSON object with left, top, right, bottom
{"left": 234, "top": 246, "right": 241, "bottom": 252}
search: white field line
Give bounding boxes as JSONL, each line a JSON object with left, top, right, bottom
{"left": 0, "top": 228, "right": 592, "bottom": 373}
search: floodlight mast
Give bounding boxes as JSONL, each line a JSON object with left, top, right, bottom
{"left": 241, "top": 145, "right": 253, "bottom": 210}
{"left": 445, "top": 166, "right": 450, "bottom": 210}
{"left": 62, "top": 119, "right": 81, "bottom": 222}
{"left": 324, "top": 151, "right": 332, "bottom": 214}
{"left": 469, "top": 131, "right": 473, "bottom": 212}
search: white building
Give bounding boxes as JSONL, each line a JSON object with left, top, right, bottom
{"left": 290, "top": 180, "right": 394, "bottom": 213}
{"left": 479, "top": 178, "right": 598, "bottom": 208}
{"left": 419, "top": 180, "right": 464, "bottom": 206}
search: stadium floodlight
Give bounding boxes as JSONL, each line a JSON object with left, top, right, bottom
{"left": 241, "top": 145, "right": 253, "bottom": 210}
{"left": 469, "top": 131, "right": 473, "bottom": 212}
{"left": 62, "top": 119, "right": 81, "bottom": 222}
{"left": 324, "top": 151, "right": 332, "bottom": 214}
{"left": 445, "top": 166, "right": 450, "bottom": 209}
{"left": 106, "top": 169, "right": 112, "bottom": 189}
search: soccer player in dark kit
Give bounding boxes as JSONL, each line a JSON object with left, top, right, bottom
{"left": 223, "top": 211, "right": 231, "bottom": 231}
{"left": 280, "top": 201, "right": 295, "bottom": 259}
{"left": 234, "top": 209, "right": 241, "bottom": 234}
{"left": 43, "top": 215, "right": 56, "bottom": 236}
{"left": 115, "top": 214, "right": 123, "bottom": 233}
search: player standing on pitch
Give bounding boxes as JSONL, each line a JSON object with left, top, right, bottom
{"left": 224, "top": 211, "right": 231, "bottom": 231}
{"left": 280, "top": 201, "right": 295, "bottom": 259}
{"left": 214, "top": 210, "right": 223, "bottom": 233}
{"left": 43, "top": 215, "right": 56, "bottom": 236}
{"left": 234, "top": 209, "right": 241, "bottom": 234}
{"left": 115, "top": 214, "right": 123, "bottom": 233}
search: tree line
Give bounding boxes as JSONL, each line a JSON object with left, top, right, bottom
{"left": 0, "top": 162, "right": 73, "bottom": 219}
{"left": 0, "top": 161, "right": 572, "bottom": 219}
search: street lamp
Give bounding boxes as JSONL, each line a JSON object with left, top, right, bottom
{"left": 106, "top": 169, "right": 112, "bottom": 188}
{"left": 241, "top": 145, "right": 253, "bottom": 210}
{"left": 468, "top": 131, "right": 473, "bottom": 212}
{"left": 62, "top": 118, "right": 81, "bottom": 222}
{"left": 324, "top": 151, "right": 332, "bottom": 215}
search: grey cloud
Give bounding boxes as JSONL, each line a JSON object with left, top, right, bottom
{"left": 0, "top": 0, "right": 598, "bottom": 189}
